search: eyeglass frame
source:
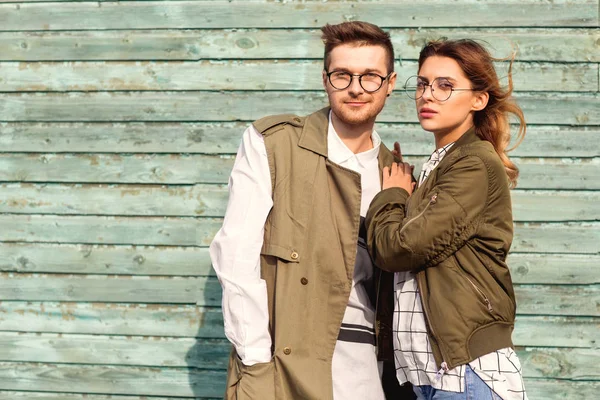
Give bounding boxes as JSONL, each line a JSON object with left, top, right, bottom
{"left": 403, "top": 75, "right": 474, "bottom": 102}
{"left": 325, "top": 70, "right": 393, "bottom": 93}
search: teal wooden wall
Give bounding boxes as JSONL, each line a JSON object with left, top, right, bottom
{"left": 0, "top": 1, "right": 597, "bottom": 399}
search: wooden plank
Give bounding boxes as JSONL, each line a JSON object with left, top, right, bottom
{"left": 0, "top": 332, "right": 229, "bottom": 368}
{"left": 1, "top": 28, "right": 598, "bottom": 62}
{"left": 0, "top": 302, "right": 225, "bottom": 338}
{"left": 0, "top": 183, "right": 229, "bottom": 217}
{"left": 0, "top": 302, "right": 595, "bottom": 347}
{"left": 1, "top": 153, "right": 597, "bottom": 191}
{"left": 1, "top": 244, "right": 596, "bottom": 284}
{"left": 0, "top": 273, "right": 596, "bottom": 316}
{"left": 0, "top": 342, "right": 596, "bottom": 382}
{"left": 0, "top": 1, "right": 595, "bottom": 31}
{"left": 515, "top": 285, "right": 600, "bottom": 316}
{"left": 2, "top": 60, "right": 595, "bottom": 92}
{"left": 0, "top": 214, "right": 222, "bottom": 246}
{"left": 0, "top": 92, "right": 597, "bottom": 125}
{"left": 0, "top": 330, "right": 597, "bottom": 370}
{"left": 513, "top": 222, "right": 600, "bottom": 254}
{"left": 517, "top": 347, "right": 600, "bottom": 380}
{"left": 1, "top": 122, "right": 598, "bottom": 158}
{"left": 0, "top": 243, "right": 217, "bottom": 276}
{"left": 508, "top": 254, "right": 599, "bottom": 285}
{"left": 513, "top": 316, "right": 599, "bottom": 348}
{"left": 0, "top": 214, "right": 597, "bottom": 253}
{"left": 0, "top": 154, "right": 236, "bottom": 185}
{"left": 510, "top": 190, "right": 600, "bottom": 221}
{"left": 522, "top": 379, "right": 600, "bottom": 400}
{"left": 0, "top": 184, "right": 597, "bottom": 221}
{"left": 0, "top": 362, "right": 225, "bottom": 397}
{"left": 0, "top": 392, "right": 218, "bottom": 400}
{"left": 0, "top": 274, "right": 222, "bottom": 304}
{"left": 0, "top": 378, "right": 596, "bottom": 400}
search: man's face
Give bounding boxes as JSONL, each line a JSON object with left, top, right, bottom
{"left": 322, "top": 43, "right": 396, "bottom": 127}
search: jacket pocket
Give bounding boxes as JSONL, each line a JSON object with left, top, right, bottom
{"left": 227, "top": 353, "right": 276, "bottom": 400}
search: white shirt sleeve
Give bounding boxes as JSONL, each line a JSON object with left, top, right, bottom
{"left": 209, "top": 125, "right": 273, "bottom": 366}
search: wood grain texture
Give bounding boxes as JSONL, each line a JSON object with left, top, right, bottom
{"left": 0, "top": 209, "right": 595, "bottom": 252}
{"left": 1, "top": 28, "right": 597, "bottom": 62}
{"left": 0, "top": 214, "right": 597, "bottom": 252}
{"left": 0, "top": 392, "right": 218, "bottom": 400}
{"left": 0, "top": 184, "right": 597, "bottom": 221}
{"left": 1, "top": 60, "right": 596, "bottom": 92}
{"left": 0, "top": 154, "right": 597, "bottom": 190}
{"left": 1, "top": 244, "right": 597, "bottom": 284}
{"left": 0, "top": 302, "right": 596, "bottom": 347}
{"left": 0, "top": 302, "right": 225, "bottom": 338}
{"left": 0, "top": 92, "right": 596, "bottom": 125}
{"left": 0, "top": 1, "right": 596, "bottom": 31}
{"left": 0, "top": 332, "right": 596, "bottom": 374}
{"left": 0, "top": 122, "right": 597, "bottom": 157}
{"left": 0, "top": 362, "right": 225, "bottom": 397}
{"left": 0, "top": 243, "right": 217, "bottom": 276}
{"left": 0, "top": 274, "right": 596, "bottom": 316}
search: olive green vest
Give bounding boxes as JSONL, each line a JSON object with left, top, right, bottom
{"left": 225, "top": 108, "right": 396, "bottom": 400}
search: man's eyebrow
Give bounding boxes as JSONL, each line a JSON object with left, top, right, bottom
{"left": 329, "top": 67, "right": 384, "bottom": 74}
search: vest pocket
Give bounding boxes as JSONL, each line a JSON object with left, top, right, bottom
{"left": 227, "top": 351, "right": 276, "bottom": 400}
{"left": 261, "top": 242, "right": 301, "bottom": 263}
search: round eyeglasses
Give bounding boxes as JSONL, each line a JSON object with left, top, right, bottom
{"left": 404, "top": 75, "right": 473, "bottom": 102}
{"left": 326, "top": 70, "right": 392, "bottom": 93}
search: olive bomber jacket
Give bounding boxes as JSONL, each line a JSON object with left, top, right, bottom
{"left": 365, "top": 128, "right": 518, "bottom": 370}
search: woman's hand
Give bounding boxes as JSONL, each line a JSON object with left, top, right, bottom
{"left": 383, "top": 162, "right": 415, "bottom": 193}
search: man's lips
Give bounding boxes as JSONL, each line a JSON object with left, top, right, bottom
{"left": 345, "top": 101, "right": 368, "bottom": 106}
{"left": 419, "top": 107, "right": 437, "bottom": 117}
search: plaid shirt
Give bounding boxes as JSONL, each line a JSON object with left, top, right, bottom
{"left": 393, "top": 143, "right": 528, "bottom": 399}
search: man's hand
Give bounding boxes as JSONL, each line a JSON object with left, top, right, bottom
{"left": 382, "top": 162, "right": 415, "bottom": 193}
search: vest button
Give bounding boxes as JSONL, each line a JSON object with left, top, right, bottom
{"left": 283, "top": 347, "right": 292, "bottom": 355}
{"left": 293, "top": 117, "right": 301, "bottom": 123}
{"left": 301, "top": 277, "right": 308, "bottom": 285}
{"left": 290, "top": 251, "right": 299, "bottom": 260}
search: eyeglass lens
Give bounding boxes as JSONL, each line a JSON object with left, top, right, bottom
{"left": 329, "top": 72, "right": 384, "bottom": 92}
{"left": 404, "top": 76, "right": 454, "bottom": 101}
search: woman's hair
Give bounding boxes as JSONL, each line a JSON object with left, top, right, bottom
{"left": 418, "top": 39, "right": 526, "bottom": 188}
{"left": 321, "top": 21, "right": 395, "bottom": 73}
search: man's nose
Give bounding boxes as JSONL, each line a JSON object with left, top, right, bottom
{"left": 347, "top": 76, "right": 364, "bottom": 95}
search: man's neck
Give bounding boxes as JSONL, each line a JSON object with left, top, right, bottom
{"left": 331, "top": 113, "right": 375, "bottom": 154}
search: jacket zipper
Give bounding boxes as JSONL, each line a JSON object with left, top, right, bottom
{"left": 464, "top": 275, "right": 494, "bottom": 312}
{"left": 416, "top": 272, "right": 451, "bottom": 377}
{"left": 374, "top": 271, "right": 382, "bottom": 352}
{"left": 399, "top": 193, "right": 438, "bottom": 235}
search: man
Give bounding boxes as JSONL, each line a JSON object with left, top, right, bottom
{"left": 210, "top": 21, "right": 414, "bottom": 399}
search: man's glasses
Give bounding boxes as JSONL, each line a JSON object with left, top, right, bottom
{"left": 404, "top": 76, "right": 473, "bottom": 102}
{"left": 325, "top": 70, "right": 392, "bottom": 93}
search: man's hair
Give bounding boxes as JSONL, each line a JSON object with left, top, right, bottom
{"left": 321, "top": 21, "right": 395, "bottom": 73}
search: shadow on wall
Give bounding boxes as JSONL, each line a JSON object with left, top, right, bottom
{"left": 186, "top": 269, "right": 229, "bottom": 398}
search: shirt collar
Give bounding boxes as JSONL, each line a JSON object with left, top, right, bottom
{"left": 429, "top": 142, "right": 455, "bottom": 163}
{"left": 327, "top": 111, "right": 381, "bottom": 166}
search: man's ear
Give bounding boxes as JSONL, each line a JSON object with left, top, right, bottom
{"left": 472, "top": 91, "right": 489, "bottom": 111}
{"left": 322, "top": 70, "right": 328, "bottom": 91}
{"left": 386, "top": 72, "right": 397, "bottom": 97}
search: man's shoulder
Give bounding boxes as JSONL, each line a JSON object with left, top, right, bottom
{"left": 252, "top": 113, "right": 305, "bottom": 136}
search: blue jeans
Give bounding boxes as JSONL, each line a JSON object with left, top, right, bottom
{"left": 413, "top": 365, "right": 502, "bottom": 400}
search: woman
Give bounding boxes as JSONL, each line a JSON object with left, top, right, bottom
{"left": 365, "top": 39, "right": 528, "bottom": 400}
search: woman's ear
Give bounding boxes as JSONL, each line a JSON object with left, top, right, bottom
{"left": 472, "top": 91, "right": 489, "bottom": 111}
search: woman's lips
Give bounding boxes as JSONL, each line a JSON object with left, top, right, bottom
{"left": 419, "top": 108, "right": 437, "bottom": 118}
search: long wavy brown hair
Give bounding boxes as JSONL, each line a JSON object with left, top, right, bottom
{"left": 418, "top": 39, "right": 526, "bottom": 188}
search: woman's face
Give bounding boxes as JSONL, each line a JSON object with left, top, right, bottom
{"left": 415, "top": 56, "right": 486, "bottom": 143}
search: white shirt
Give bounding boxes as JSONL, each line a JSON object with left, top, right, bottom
{"left": 393, "top": 143, "right": 528, "bottom": 400}
{"left": 210, "top": 114, "right": 385, "bottom": 399}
